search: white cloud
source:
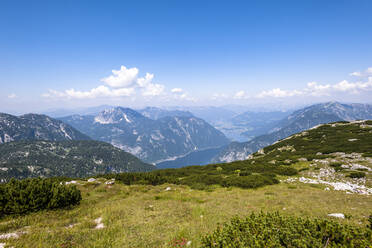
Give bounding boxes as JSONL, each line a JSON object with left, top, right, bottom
{"left": 332, "top": 80, "right": 357, "bottom": 92}
{"left": 234, "top": 90, "right": 249, "bottom": 99}
{"left": 43, "top": 85, "right": 135, "bottom": 99}
{"left": 305, "top": 82, "right": 331, "bottom": 96}
{"left": 169, "top": 87, "right": 195, "bottom": 102}
{"left": 211, "top": 93, "right": 229, "bottom": 100}
{"left": 350, "top": 71, "right": 362, "bottom": 77}
{"left": 136, "top": 73, "right": 165, "bottom": 96}
{"left": 350, "top": 67, "right": 372, "bottom": 77}
{"left": 43, "top": 65, "right": 167, "bottom": 100}
{"left": 257, "top": 88, "right": 302, "bottom": 98}
{"left": 137, "top": 73, "right": 154, "bottom": 88}
{"left": 7, "top": 93, "right": 17, "bottom": 99}
{"left": 141, "top": 83, "right": 165, "bottom": 96}
{"left": 101, "top": 66, "right": 138, "bottom": 88}
{"left": 171, "top": 88, "right": 183, "bottom": 93}
{"left": 256, "top": 74, "right": 372, "bottom": 99}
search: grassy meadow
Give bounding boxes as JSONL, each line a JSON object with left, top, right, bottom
{"left": 1, "top": 178, "right": 371, "bottom": 248}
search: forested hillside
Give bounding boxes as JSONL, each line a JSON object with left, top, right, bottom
{"left": 0, "top": 140, "right": 154, "bottom": 181}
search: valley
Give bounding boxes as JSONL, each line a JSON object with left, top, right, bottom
{"left": 59, "top": 107, "right": 229, "bottom": 164}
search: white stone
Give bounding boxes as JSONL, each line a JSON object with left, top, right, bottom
{"left": 66, "top": 223, "right": 77, "bottom": 228}
{"left": 95, "top": 223, "right": 104, "bottom": 229}
{"left": 165, "top": 187, "right": 171, "bottom": 191}
{"left": 257, "top": 149, "right": 265, "bottom": 155}
{"left": 94, "top": 217, "right": 105, "bottom": 229}
{"left": 186, "top": 241, "right": 192, "bottom": 246}
{"left": 105, "top": 180, "right": 115, "bottom": 185}
{"left": 88, "top": 178, "right": 96, "bottom": 182}
{"left": 0, "top": 231, "right": 24, "bottom": 239}
{"left": 0, "top": 233, "right": 18, "bottom": 239}
{"left": 328, "top": 213, "right": 345, "bottom": 219}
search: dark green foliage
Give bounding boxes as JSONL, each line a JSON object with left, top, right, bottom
{"left": 201, "top": 212, "right": 372, "bottom": 248}
{"left": 368, "top": 215, "right": 372, "bottom": 230}
{"left": 0, "top": 140, "right": 155, "bottom": 181}
{"left": 98, "top": 159, "right": 296, "bottom": 190}
{"left": 329, "top": 162, "right": 344, "bottom": 172}
{"left": 347, "top": 172, "right": 366, "bottom": 178}
{"left": 0, "top": 178, "right": 81, "bottom": 217}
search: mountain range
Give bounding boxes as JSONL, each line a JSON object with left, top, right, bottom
{"left": 213, "top": 102, "right": 372, "bottom": 163}
{"left": 157, "top": 102, "right": 372, "bottom": 167}
{"left": 59, "top": 107, "right": 230, "bottom": 163}
{"left": 0, "top": 113, "right": 90, "bottom": 143}
{"left": 2, "top": 101, "right": 372, "bottom": 173}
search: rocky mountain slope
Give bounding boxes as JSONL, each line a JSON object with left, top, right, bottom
{"left": 214, "top": 102, "right": 372, "bottom": 163}
{"left": 59, "top": 107, "right": 229, "bottom": 163}
{"left": 236, "top": 120, "right": 372, "bottom": 195}
{"left": 0, "top": 140, "right": 154, "bottom": 181}
{"left": 0, "top": 113, "right": 90, "bottom": 143}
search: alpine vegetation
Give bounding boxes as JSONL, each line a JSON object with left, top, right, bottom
{"left": 0, "top": 178, "right": 81, "bottom": 217}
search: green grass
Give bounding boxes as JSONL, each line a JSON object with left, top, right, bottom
{"left": 1, "top": 180, "right": 371, "bottom": 248}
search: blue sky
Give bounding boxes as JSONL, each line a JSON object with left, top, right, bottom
{"left": 1, "top": 0, "right": 372, "bottom": 113}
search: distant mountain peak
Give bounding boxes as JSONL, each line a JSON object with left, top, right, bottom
{"left": 60, "top": 107, "right": 229, "bottom": 163}
{"left": 213, "top": 102, "right": 372, "bottom": 163}
{"left": 93, "top": 107, "right": 145, "bottom": 124}
{"left": 0, "top": 113, "right": 91, "bottom": 143}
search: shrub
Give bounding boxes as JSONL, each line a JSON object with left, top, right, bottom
{"left": 222, "top": 175, "right": 278, "bottom": 189}
{"left": 347, "top": 172, "right": 366, "bottom": 178}
{"left": 97, "top": 158, "right": 298, "bottom": 191}
{"left": 201, "top": 212, "right": 372, "bottom": 247}
{"left": 0, "top": 178, "right": 81, "bottom": 217}
{"left": 329, "top": 162, "right": 344, "bottom": 172}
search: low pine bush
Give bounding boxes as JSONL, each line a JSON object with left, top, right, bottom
{"left": 347, "top": 172, "right": 366, "bottom": 178}
{"left": 98, "top": 159, "right": 298, "bottom": 190}
{"left": 201, "top": 212, "right": 372, "bottom": 247}
{"left": 0, "top": 178, "right": 81, "bottom": 217}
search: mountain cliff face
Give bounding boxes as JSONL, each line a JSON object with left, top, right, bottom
{"left": 59, "top": 107, "right": 230, "bottom": 163}
{"left": 213, "top": 102, "right": 372, "bottom": 163}
{"left": 0, "top": 113, "right": 90, "bottom": 143}
{"left": 0, "top": 140, "right": 154, "bottom": 181}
